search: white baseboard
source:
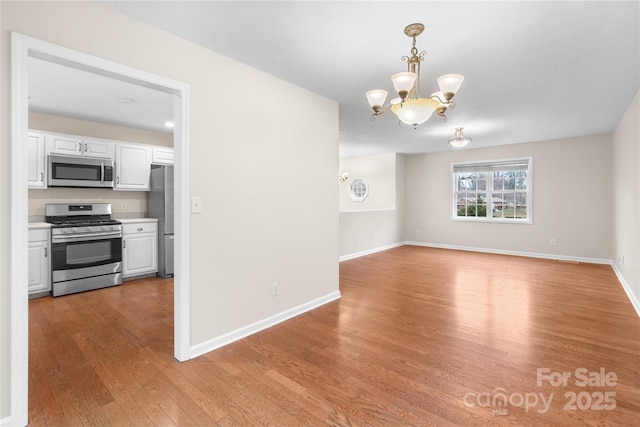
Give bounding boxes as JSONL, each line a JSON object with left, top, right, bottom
{"left": 405, "top": 241, "right": 611, "bottom": 265}
{"left": 189, "top": 291, "right": 341, "bottom": 359}
{"left": 611, "top": 264, "right": 640, "bottom": 318}
{"left": 0, "top": 416, "right": 12, "bottom": 427}
{"left": 339, "top": 242, "right": 405, "bottom": 262}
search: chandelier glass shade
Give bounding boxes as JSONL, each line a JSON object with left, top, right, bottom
{"left": 391, "top": 72, "right": 417, "bottom": 97}
{"left": 391, "top": 98, "right": 439, "bottom": 126}
{"left": 437, "top": 74, "right": 465, "bottom": 96}
{"left": 366, "top": 23, "right": 464, "bottom": 128}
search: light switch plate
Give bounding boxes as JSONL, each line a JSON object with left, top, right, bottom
{"left": 191, "top": 197, "right": 202, "bottom": 213}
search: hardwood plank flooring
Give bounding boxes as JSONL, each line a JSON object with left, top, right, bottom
{"left": 28, "top": 246, "right": 640, "bottom": 425}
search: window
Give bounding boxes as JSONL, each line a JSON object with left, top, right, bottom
{"left": 452, "top": 158, "right": 532, "bottom": 223}
{"left": 349, "top": 178, "right": 369, "bottom": 202}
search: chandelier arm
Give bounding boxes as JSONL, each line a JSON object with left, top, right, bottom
{"left": 448, "top": 101, "right": 456, "bottom": 111}
{"left": 370, "top": 101, "right": 397, "bottom": 121}
{"left": 429, "top": 94, "right": 450, "bottom": 105}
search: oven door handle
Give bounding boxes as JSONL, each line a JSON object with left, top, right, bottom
{"left": 52, "top": 232, "right": 122, "bottom": 242}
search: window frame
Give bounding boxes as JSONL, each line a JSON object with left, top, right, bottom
{"left": 348, "top": 178, "right": 369, "bottom": 202}
{"left": 451, "top": 157, "right": 533, "bottom": 224}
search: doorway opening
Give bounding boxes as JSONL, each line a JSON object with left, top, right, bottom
{"left": 10, "top": 32, "right": 191, "bottom": 425}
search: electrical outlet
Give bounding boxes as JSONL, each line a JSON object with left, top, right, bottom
{"left": 121, "top": 202, "right": 127, "bottom": 210}
{"left": 550, "top": 238, "right": 557, "bottom": 246}
{"left": 272, "top": 282, "right": 279, "bottom": 297}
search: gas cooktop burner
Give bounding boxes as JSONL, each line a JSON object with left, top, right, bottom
{"left": 45, "top": 203, "right": 122, "bottom": 233}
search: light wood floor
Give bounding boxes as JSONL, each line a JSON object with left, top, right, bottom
{"left": 29, "top": 246, "right": 640, "bottom": 426}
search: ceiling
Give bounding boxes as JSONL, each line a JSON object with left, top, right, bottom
{"left": 29, "top": 56, "right": 175, "bottom": 134}
{"left": 32, "top": 1, "right": 639, "bottom": 157}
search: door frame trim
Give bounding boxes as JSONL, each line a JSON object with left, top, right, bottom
{"left": 9, "top": 32, "right": 191, "bottom": 426}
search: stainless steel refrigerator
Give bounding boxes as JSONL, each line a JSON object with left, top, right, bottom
{"left": 147, "top": 164, "right": 174, "bottom": 278}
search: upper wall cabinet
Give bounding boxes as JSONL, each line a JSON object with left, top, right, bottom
{"left": 152, "top": 147, "right": 174, "bottom": 165}
{"left": 84, "top": 139, "right": 114, "bottom": 158}
{"left": 46, "top": 132, "right": 114, "bottom": 159}
{"left": 45, "top": 133, "right": 82, "bottom": 156}
{"left": 28, "top": 132, "right": 47, "bottom": 189}
{"left": 30, "top": 129, "right": 170, "bottom": 191}
{"left": 115, "top": 144, "right": 152, "bottom": 191}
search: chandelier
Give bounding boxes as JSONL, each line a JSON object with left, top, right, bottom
{"left": 366, "top": 23, "right": 464, "bottom": 128}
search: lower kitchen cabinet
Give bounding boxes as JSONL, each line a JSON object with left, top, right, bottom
{"left": 122, "top": 221, "right": 158, "bottom": 279}
{"left": 28, "top": 228, "right": 51, "bottom": 296}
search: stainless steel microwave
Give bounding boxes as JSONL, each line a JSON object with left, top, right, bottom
{"left": 48, "top": 155, "right": 114, "bottom": 188}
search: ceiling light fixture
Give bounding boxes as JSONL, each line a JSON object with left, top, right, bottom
{"left": 448, "top": 127, "right": 471, "bottom": 148}
{"left": 366, "top": 23, "right": 464, "bottom": 129}
{"left": 164, "top": 121, "right": 175, "bottom": 128}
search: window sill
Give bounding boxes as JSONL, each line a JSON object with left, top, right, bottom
{"left": 451, "top": 217, "right": 532, "bottom": 225}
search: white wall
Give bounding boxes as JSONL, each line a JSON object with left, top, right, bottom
{"left": 28, "top": 112, "right": 173, "bottom": 219}
{"left": 405, "top": 135, "right": 613, "bottom": 261}
{"left": 612, "top": 90, "right": 640, "bottom": 307}
{"left": 340, "top": 154, "right": 405, "bottom": 258}
{"left": 1, "top": 1, "right": 339, "bottom": 419}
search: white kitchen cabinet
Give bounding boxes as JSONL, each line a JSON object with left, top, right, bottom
{"left": 152, "top": 147, "right": 174, "bottom": 164}
{"left": 46, "top": 132, "right": 114, "bottom": 159}
{"left": 28, "top": 229, "right": 50, "bottom": 295}
{"left": 122, "top": 221, "right": 158, "bottom": 279}
{"left": 83, "top": 138, "right": 114, "bottom": 158}
{"left": 28, "top": 132, "right": 47, "bottom": 189}
{"left": 46, "top": 133, "right": 83, "bottom": 156}
{"left": 115, "top": 144, "right": 152, "bottom": 191}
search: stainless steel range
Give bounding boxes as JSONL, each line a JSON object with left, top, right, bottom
{"left": 46, "top": 203, "right": 123, "bottom": 297}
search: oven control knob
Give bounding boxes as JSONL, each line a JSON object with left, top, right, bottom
{"left": 87, "top": 227, "right": 93, "bottom": 232}
{"left": 101, "top": 226, "right": 107, "bottom": 231}
{"left": 71, "top": 228, "right": 77, "bottom": 233}
{"left": 61, "top": 229, "right": 68, "bottom": 234}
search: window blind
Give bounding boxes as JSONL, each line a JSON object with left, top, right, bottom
{"left": 453, "top": 159, "right": 529, "bottom": 174}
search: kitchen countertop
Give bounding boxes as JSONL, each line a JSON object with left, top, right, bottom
{"left": 28, "top": 222, "right": 51, "bottom": 229}
{"left": 118, "top": 218, "right": 158, "bottom": 224}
